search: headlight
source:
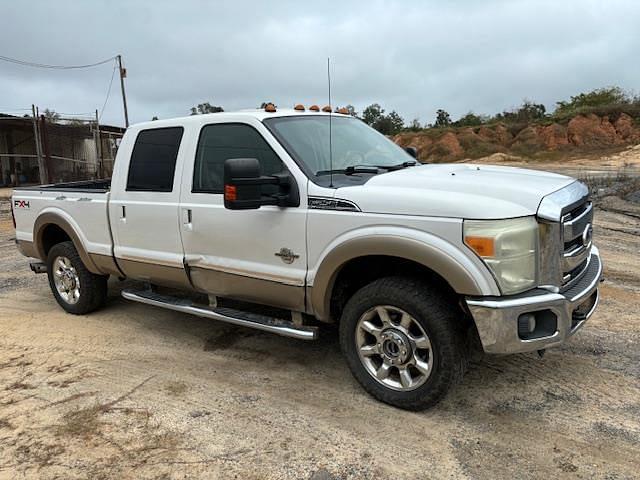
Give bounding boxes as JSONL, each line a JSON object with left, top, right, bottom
{"left": 464, "top": 216, "right": 538, "bottom": 295}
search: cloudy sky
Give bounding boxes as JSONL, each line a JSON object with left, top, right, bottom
{"left": 2, "top": 0, "right": 638, "bottom": 127}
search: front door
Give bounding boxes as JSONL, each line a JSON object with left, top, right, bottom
{"left": 179, "top": 120, "right": 307, "bottom": 311}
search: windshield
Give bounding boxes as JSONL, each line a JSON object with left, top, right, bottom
{"left": 263, "top": 115, "right": 412, "bottom": 177}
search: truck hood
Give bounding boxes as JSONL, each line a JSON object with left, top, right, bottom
{"left": 335, "top": 164, "right": 576, "bottom": 219}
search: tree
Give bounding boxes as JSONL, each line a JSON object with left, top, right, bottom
{"left": 434, "top": 109, "right": 451, "bottom": 128}
{"left": 151, "top": 116, "right": 159, "bottom": 121}
{"left": 361, "top": 103, "right": 384, "bottom": 126}
{"left": 383, "top": 111, "right": 405, "bottom": 135}
{"left": 493, "top": 100, "right": 546, "bottom": 123}
{"left": 190, "top": 102, "right": 224, "bottom": 115}
{"left": 361, "top": 104, "right": 404, "bottom": 135}
{"left": 406, "top": 118, "right": 423, "bottom": 132}
{"left": 43, "top": 108, "right": 61, "bottom": 123}
{"left": 516, "top": 100, "right": 546, "bottom": 121}
{"left": 453, "top": 111, "right": 485, "bottom": 127}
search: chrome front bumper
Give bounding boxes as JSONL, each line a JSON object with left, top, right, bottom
{"left": 466, "top": 247, "right": 603, "bottom": 354}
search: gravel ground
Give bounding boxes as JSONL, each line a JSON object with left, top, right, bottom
{"left": 0, "top": 189, "right": 639, "bottom": 479}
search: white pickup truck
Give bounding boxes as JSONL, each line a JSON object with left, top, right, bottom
{"left": 11, "top": 106, "right": 602, "bottom": 409}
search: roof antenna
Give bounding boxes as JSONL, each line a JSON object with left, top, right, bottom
{"left": 327, "top": 57, "right": 333, "bottom": 188}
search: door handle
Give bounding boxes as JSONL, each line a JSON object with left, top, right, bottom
{"left": 120, "top": 205, "right": 126, "bottom": 223}
{"left": 182, "top": 208, "right": 193, "bottom": 230}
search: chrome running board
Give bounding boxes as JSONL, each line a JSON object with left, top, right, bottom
{"left": 121, "top": 289, "right": 318, "bottom": 340}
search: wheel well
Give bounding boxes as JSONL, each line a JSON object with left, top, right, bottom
{"left": 329, "top": 255, "right": 463, "bottom": 322}
{"left": 40, "top": 224, "right": 72, "bottom": 257}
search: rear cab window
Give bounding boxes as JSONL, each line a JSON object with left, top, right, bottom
{"left": 126, "top": 127, "right": 184, "bottom": 192}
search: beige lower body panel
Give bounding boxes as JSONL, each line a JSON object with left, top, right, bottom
{"left": 90, "top": 253, "right": 123, "bottom": 277}
{"left": 99, "top": 258, "right": 306, "bottom": 312}
{"left": 117, "top": 259, "right": 192, "bottom": 290}
{"left": 189, "top": 267, "right": 306, "bottom": 312}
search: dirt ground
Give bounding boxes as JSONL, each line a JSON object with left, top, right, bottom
{"left": 0, "top": 172, "right": 639, "bottom": 479}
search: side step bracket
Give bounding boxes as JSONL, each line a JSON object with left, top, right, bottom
{"left": 121, "top": 289, "right": 318, "bottom": 340}
{"left": 30, "top": 262, "right": 47, "bottom": 274}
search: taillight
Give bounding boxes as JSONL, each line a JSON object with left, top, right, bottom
{"left": 10, "top": 198, "right": 16, "bottom": 229}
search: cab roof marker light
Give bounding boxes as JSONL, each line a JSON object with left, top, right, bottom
{"left": 294, "top": 104, "right": 305, "bottom": 111}
{"left": 322, "top": 105, "right": 332, "bottom": 112}
{"left": 309, "top": 105, "right": 320, "bottom": 112}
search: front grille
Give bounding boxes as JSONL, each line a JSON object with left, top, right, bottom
{"left": 565, "top": 201, "right": 590, "bottom": 221}
{"left": 566, "top": 258, "right": 588, "bottom": 281}
{"left": 560, "top": 199, "right": 593, "bottom": 288}
{"left": 563, "top": 253, "right": 601, "bottom": 299}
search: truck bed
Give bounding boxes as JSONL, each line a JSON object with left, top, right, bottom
{"left": 13, "top": 179, "right": 111, "bottom": 193}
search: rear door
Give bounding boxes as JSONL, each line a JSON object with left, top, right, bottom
{"left": 178, "top": 119, "right": 308, "bottom": 311}
{"left": 109, "top": 125, "right": 191, "bottom": 288}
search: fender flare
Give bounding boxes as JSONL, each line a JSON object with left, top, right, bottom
{"left": 33, "top": 211, "right": 101, "bottom": 274}
{"left": 309, "top": 230, "right": 499, "bottom": 321}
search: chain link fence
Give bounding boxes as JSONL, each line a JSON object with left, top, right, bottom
{"left": 0, "top": 110, "right": 124, "bottom": 187}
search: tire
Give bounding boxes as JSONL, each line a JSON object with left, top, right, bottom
{"left": 339, "top": 276, "right": 468, "bottom": 410}
{"left": 46, "top": 241, "right": 108, "bottom": 315}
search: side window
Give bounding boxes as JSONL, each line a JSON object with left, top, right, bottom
{"left": 126, "top": 127, "right": 184, "bottom": 192}
{"left": 193, "top": 123, "right": 284, "bottom": 193}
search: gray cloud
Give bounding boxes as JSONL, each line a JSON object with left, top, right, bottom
{"left": 1, "top": 0, "right": 638, "bottom": 127}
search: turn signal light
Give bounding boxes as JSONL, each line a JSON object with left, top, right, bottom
{"left": 322, "top": 105, "right": 332, "bottom": 112}
{"left": 309, "top": 105, "right": 320, "bottom": 112}
{"left": 294, "top": 104, "right": 305, "bottom": 111}
{"left": 464, "top": 236, "right": 495, "bottom": 257}
{"left": 224, "top": 185, "right": 237, "bottom": 201}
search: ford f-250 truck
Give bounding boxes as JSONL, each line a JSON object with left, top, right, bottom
{"left": 11, "top": 106, "right": 602, "bottom": 409}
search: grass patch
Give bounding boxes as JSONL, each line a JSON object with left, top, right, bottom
{"left": 15, "top": 441, "right": 66, "bottom": 467}
{"left": 56, "top": 404, "right": 104, "bottom": 438}
{"left": 6, "top": 381, "right": 35, "bottom": 390}
{"left": 0, "top": 417, "right": 14, "bottom": 429}
{"left": 165, "top": 381, "right": 188, "bottom": 396}
{"left": 580, "top": 170, "right": 640, "bottom": 201}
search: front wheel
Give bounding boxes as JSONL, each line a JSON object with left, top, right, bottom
{"left": 46, "top": 241, "right": 108, "bottom": 315}
{"left": 339, "top": 276, "right": 468, "bottom": 410}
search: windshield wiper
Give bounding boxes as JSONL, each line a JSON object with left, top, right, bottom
{"left": 316, "top": 166, "right": 380, "bottom": 176}
{"left": 376, "top": 161, "right": 417, "bottom": 171}
{"left": 316, "top": 161, "right": 417, "bottom": 177}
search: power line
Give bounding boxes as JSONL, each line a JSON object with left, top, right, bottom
{"left": 99, "top": 63, "right": 118, "bottom": 121}
{"left": 0, "top": 54, "right": 116, "bottom": 69}
{"left": 0, "top": 53, "right": 129, "bottom": 127}
{"left": 55, "top": 112, "right": 95, "bottom": 116}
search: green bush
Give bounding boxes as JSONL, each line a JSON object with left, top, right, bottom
{"left": 554, "top": 87, "right": 632, "bottom": 118}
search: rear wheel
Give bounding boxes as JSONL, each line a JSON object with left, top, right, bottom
{"left": 46, "top": 241, "right": 107, "bottom": 314}
{"left": 339, "top": 276, "right": 468, "bottom": 410}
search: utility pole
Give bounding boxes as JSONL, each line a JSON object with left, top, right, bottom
{"left": 117, "top": 54, "right": 129, "bottom": 128}
{"left": 31, "top": 104, "right": 47, "bottom": 184}
{"left": 94, "top": 109, "right": 104, "bottom": 178}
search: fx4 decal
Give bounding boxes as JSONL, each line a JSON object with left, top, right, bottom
{"left": 14, "top": 200, "right": 30, "bottom": 209}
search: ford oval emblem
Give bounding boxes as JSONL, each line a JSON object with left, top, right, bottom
{"left": 582, "top": 223, "right": 593, "bottom": 247}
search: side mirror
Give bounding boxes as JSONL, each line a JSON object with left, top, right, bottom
{"left": 223, "top": 158, "right": 299, "bottom": 210}
{"left": 405, "top": 146, "right": 418, "bottom": 159}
